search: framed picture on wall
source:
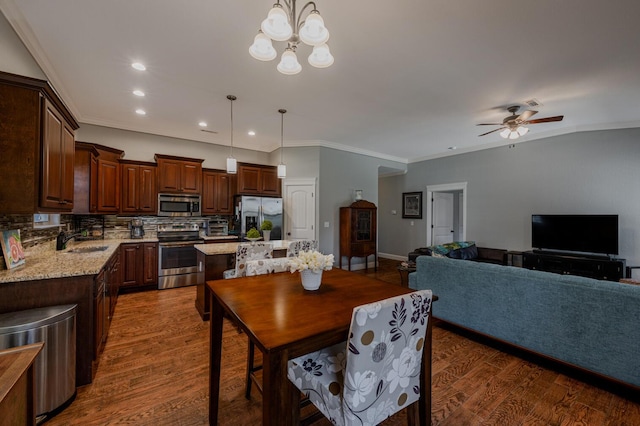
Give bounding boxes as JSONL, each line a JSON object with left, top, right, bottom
{"left": 402, "top": 192, "right": 422, "bottom": 219}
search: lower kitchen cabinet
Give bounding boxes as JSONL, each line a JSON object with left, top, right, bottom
{"left": 93, "top": 249, "right": 120, "bottom": 371}
{"left": 120, "top": 242, "right": 158, "bottom": 291}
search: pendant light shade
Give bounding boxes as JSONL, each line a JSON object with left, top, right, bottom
{"left": 277, "top": 163, "right": 286, "bottom": 179}
{"left": 278, "top": 108, "right": 287, "bottom": 179}
{"left": 226, "top": 95, "right": 237, "bottom": 174}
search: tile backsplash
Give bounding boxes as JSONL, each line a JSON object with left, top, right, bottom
{"left": 1, "top": 213, "right": 218, "bottom": 269}
{"left": 0, "top": 214, "right": 74, "bottom": 269}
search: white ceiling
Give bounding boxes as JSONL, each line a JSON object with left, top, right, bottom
{"left": 2, "top": 0, "right": 640, "bottom": 163}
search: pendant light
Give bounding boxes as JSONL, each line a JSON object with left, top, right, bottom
{"left": 277, "top": 108, "right": 286, "bottom": 178}
{"left": 226, "top": 95, "right": 237, "bottom": 174}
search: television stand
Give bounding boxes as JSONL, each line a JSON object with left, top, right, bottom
{"left": 531, "top": 249, "right": 613, "bottom": 261}
{"left": 523, "top": 251, "right": 625, "bottom": 282}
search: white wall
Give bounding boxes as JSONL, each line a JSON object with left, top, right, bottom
{"left": 379, "top": 128, "right": 640, "bottom": 267}
{"left": 77, "top": 124, "right": 270, "bottom": 169}
{"left": 0, "top": 12, "right": 45, "bottom": 78}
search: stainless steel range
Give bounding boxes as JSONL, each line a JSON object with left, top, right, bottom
{"left": 157, "top": 223, "right": 204, "bottom": 290}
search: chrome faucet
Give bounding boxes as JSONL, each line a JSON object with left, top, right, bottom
{"left": 56, "top": 231, "right": 81, "bottom": 251}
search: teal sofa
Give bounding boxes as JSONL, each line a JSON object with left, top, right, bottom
{"left": 409, "top": 255, "right": 640, "bottom": 389}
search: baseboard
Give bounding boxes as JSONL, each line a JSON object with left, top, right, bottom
{"left": 378, "top": 252, "right": 407, "bottom": 261}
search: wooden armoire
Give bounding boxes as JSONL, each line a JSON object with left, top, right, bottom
{"left": 339, "top": 200, "right": 377, "bottom": 271}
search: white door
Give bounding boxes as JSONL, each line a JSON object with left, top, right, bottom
{"left": 432, "top": 192, "right": 454, "bottom": 245}
{"left": 283, "top": 179, "right": 316, "bottom": 241}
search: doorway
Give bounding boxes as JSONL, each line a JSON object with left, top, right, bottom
{"left": 426, "top": 182, "right": 467, "bottom": 246}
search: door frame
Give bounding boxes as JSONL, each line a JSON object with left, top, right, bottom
{"left": 282, "top": 178, "right": 317, "bottom": 241}
{"left": 425, "top": 182, "right": 467, "bottom": 246}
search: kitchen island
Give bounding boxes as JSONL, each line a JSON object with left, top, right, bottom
{"left": 194, "top": 240, "right": 291, "bottom": 320}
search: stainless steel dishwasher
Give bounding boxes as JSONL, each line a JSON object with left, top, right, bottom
{"left": 0, "top": 304, "right": 77, "bottom": 422}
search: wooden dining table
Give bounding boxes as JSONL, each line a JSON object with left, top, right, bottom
{"left": 207, "top": 268, "right": 434, "bottom": 425}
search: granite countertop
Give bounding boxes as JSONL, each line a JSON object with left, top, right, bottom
{"left": 0, "top": 238, "right": 158, "bottom": 284}
{"left": 203, "top": 235, "right": 239, "bottom": 242}
{"left": 194, "top": 240, "right": 292, "bottom": 255}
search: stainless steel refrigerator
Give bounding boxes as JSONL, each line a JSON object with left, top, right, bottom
{"left": 234, "top": 195, "right": 283, "bottom": 240}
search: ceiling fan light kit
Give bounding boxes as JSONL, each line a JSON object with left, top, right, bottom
{"left": 477, "top": 105, "right": 564, "bottom": 140}
{"left": 250, "top": 0, "right": 334, "bottom": 75}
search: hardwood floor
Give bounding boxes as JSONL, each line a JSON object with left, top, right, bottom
{"left": 46, "top": 259, "right": 640, "bottom": 425}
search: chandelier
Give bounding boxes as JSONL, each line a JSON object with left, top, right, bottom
{"left": 249, "top": 0, "right": 334, "bottom": 75}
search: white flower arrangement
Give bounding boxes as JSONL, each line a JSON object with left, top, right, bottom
{"left": 289, "top": 250, "right": 335, "bottom": 273}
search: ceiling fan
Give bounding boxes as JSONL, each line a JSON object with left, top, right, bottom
{"left": 477, "top": 106, "right": 564, "bottom": 139}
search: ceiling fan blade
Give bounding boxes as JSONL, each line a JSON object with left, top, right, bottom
{"left": 478, "top": 127, "right": 505, "bottom": 137}
{"left": 524, "top": 115, "right": 564, "bottom": 125}
{"left": 476, "top": 123, "right": 503, "bottom": 126}
{"left": 518, "top": 110, "right": 538, "bottom": 121}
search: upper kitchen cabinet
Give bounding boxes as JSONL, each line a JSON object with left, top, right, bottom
{"left": 237, "top": 163, "right": 281, "bottom": 197}
{"left": 73, "top": 142, "right": 124, "bottom": 214}
{"left": 120, "top": 160, "right": 157, "bottom": 214}
{"left": 155, "top": 154, "right": 203, "bottom": 194}
{"left": 0, "top": 71, "right": 79, "bottom": 213}
{"left": 202, "top": 169, "right": 235, "bottom": 215}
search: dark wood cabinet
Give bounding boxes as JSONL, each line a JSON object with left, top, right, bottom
{"left": 0, "top": 71, "right": 79, "bottom": 213}
{"left": 93, "top": 269, "right": 106, "bottom": 360}
{"left": 94, "top": 249, "right": 119, "bottom": 366}
{"left": 339, "top": 200, "right": 377, "bottom": 271}
{"left": 155, "top": 154, "right": 203, "bottom": 194}
{"left": 237, "top": 163, "right": 281, "bottom": 196}
{"left": 73, "top": 142, "right": 124, "bottom": 214}
{"left": 41, "top": 99, "right": 76, "bottom": 210}
{"left": 97, "top": 157, "right": 120, "bottom": 213}
{"left": 522, "top": 251, "right": 625, "bottom": 281}
{"left": 143, "top": 243, "right": 158, "bottom": 286}
{"left": 202, "top": 169, "right": 234, "bottom": 215}
{"left": 121, "top": 242, "right": 158, "bottom": 290}
{"left": 120, "top": 160, "right": 157, "bottom": 214}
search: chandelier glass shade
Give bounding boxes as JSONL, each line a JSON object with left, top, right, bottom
{"left": 500, "top": 126, "right": 529, "bottom": 140}
{"left": 250, "top": 0, "right": 334, "bottom": 75}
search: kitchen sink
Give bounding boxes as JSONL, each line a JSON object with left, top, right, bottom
{"left": 66, "top": 246, "right": 110, "bottom": 254}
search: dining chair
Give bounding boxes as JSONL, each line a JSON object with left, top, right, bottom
{"left": 245, "top": 258, "right": 291, "bottom": 276}
{"left": 223, "top": 242, "right": 273, "bottom": 279}
{"left": 286, "top": 240, "right": 319, "bottom": 257}
{"left": 287, "top": 289, "right": 433, "bottom": 425}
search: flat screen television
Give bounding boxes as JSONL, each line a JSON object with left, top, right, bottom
{"left": 531, "top": 214, "right": 618, "bottom": 256}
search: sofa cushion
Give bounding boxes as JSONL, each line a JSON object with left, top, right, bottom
{"left": 448, "top": 244, "right": 478, "bottom": 260}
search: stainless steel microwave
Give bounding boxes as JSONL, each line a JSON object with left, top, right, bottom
{"left": 157, "top": 194, "right": 201, "bottom": 217}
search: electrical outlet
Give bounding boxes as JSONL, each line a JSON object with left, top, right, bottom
{"left": 391, "top": 210, "right": 397, "bottom": 215}
{"left": 324, "top": 221, "right": 330, "bottom": 228}
{"left": 410, "top": 221, "right": 414, "bottom": 226}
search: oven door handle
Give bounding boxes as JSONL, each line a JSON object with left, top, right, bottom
{"left": 159, "top": 241, "right": 203, "bottom": 248}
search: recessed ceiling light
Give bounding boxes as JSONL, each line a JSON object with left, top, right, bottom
{"left": 248, "top": 130, "right": 256, "bottom": 136}
{"left": 131, "top": 62, "right": 146, "bottom": 71}
{"left": 199, "top": 122, "right": 208, "bottom": 127}
{"left": 135, "top": 109, "right": 146, "bottom": 115}
{"left": 133, "top": 89, "right": 145, "bottom": 97}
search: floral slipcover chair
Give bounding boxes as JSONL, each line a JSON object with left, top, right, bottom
{"left": 286, "top": 239, "right": 319, "bottom": 258}
{"left": 245, "top": 258, "right": 291, "bottom": 276}
{"left": 223, "top": 242, "right": 273, "bottom": 279}
{"left": 287, "top": 290, "right": 433, "bottom": 425}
